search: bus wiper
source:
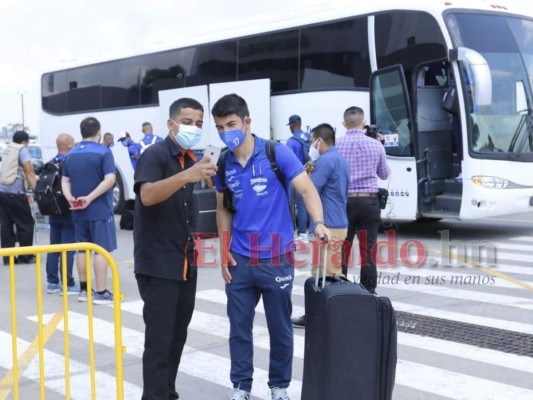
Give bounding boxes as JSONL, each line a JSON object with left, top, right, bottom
{"left": 518, "top": 114, "right": 533, "bottom": 155}
{"left": 510, "top": 80, "right": 533, "bottom": 156}
{"left": 479, "top": 134, "right": 504, "bottom": 153}
{"left": 509, "top": 110, "right": 533, "bottom": 156}
{"left": 485, "top": 135, "right": 504, "bottom": 152}
{"left": 508, "top": 113, "right": 526, "bottom": 152}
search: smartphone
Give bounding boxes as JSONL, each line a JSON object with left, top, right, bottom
{"left": 203, "top": 145, "right": 221, "bottom": 165}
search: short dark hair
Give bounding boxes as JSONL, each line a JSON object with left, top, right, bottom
{"left": 311, "top": 123, "right": 336, "bottom": 146}
{"left": 80, "top": 117, "right": 101, "bottom": 139}
{"left": 169, "top": 98, "right": 204, "bottom": 120}
{"left": 103, "top": 132, "right": 113, "bottom": 140}
{"left": 13, "top": 130, "right": 30, "bottom": 144}
{"left": 211, "top": 94, "right": 249, "bottom": 120}
{"left": 343, "top": 106, "right": 365, "bottom": 127}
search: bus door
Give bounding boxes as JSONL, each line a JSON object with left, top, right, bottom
{"left": 208, "top": 79, "right": 271, "bottom": 144}
{"left": 412, "top": 60, "right": 461, "bottom": 219}
{"left": 370, "top": 65, "right": 418, "bottom": 220}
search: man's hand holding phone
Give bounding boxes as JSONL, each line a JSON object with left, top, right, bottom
{"left": 187, "top": 147, "right": 220, "bottom": 183}
{"left": 203, "top": 145, "right": 221, "bottom": 165}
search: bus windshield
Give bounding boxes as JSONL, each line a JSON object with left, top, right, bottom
{"left": 446, "top": 12, "right": 533, "bottom": 159}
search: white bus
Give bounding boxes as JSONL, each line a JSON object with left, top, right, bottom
{"left": 40, "top": 0, "right": 533, "bottom": 221}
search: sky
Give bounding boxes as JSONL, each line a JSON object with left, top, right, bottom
{"left": 0, "top": 0, "right": 317, "bottom": 133}
{"left": 0, "top": 0, "right": 527, "bottom": 134}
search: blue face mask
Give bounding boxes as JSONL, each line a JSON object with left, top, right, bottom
{"left": 220, "top": 129, "right": 245, "bottom": 152}
{"left": 108, "top": 141, "right": 114, "bottom": 148}
{"left": 220, "top": 120, "right": 246, "bottom": 151}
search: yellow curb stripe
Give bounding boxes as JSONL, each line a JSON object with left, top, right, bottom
{"left": 0, "top": 312, "right": 63, "bottom": 400}
{"left": 441, "top": 249, "right": 533, "bottom": 292}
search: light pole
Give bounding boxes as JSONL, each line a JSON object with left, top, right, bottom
{"left": 20, "top": 93, "right": 25, "bottom": 129}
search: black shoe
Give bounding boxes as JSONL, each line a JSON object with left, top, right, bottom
{"left": 17, "top": 255, "right": 36, "bottom": 264}
{"left": 3, "top": 256, "right": 18, "bottom": 265}
{"left": 292, "top": 315, "right": 306, "bottom": 329}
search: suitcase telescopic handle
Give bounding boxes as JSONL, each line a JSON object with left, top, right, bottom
{"left": 315, "top": 235, "right": 329, "bottom": 289}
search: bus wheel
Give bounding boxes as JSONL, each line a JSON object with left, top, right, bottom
{"left": 113, "top": 171, "right": 125, "bottom": 214}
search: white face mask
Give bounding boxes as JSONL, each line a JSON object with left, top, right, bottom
{"left": 308, "top": 139, "right": 320, "bottom": 161}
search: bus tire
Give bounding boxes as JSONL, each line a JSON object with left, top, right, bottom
{"left": 113, "top": 170, "right": 125, "bottom": 214}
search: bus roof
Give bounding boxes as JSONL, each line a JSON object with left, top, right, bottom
{"left": 43, "top": 0, "right": 526, "bottom": 74}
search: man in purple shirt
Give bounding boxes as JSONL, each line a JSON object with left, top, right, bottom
{"left": 336, "top": 106, "right": 390, "bottom": 294}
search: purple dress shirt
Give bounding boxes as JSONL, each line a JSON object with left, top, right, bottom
{"left": 336, "top": 129, "right": 390, "bottom": 194}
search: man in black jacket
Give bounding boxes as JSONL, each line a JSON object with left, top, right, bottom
{"left": 133, "top": 97, "right": 217, "bottom": 400}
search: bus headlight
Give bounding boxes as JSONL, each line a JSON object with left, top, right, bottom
{"left": 471, "top": 176, "right": 509, "bottom": 189}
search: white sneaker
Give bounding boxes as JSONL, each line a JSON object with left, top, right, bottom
{"left": 297, "top": 233, "right": 309, "bottom": 244}
{"left": 229, "top": 388, "right": 250, "bottom": 400}
{"left": 271, "top": 387, "right": 290, "bottom": 400}
{"left": 454, "top": 172, "right": 462, "bottom": 181}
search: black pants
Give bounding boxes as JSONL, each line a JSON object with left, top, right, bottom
{"left": 343, "top": 197, "right": 381, "bottom": 292}
{"left": 136, "top": 272, "right": 197, "bottom": 400}
{"left": 0, "top": 192, "right": 34, "bottom": 264}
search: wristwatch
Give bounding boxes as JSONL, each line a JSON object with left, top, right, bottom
{"left": 314, "top": 220, "right": 327, "bottom": 227}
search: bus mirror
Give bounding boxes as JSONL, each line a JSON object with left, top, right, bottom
{"left": 449, "top": 47, "right": 492, "bottom": 106}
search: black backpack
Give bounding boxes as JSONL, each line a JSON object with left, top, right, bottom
{"left": 34, "top": 158, "right": 70, "bottom": 216}
{"left": 216, "top": 140, "right": 287, "bottom": 213}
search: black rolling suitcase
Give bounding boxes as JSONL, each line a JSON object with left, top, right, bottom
{"left": 192, "top": 188, "right": 217, "bottom": 234}
{"left": 301, "top": 241, "right": 397, "bottom": 400}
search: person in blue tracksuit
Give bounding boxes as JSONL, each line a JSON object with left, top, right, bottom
{"left": 117, "top": 131, "right": 140, "bottom": 169}
{"left": 45, "top": 133, "right": 78, "bottom": 295}
{"left": 138, "top": 121, "right": 163, "bottom": 156}
{"left": 212, "top": 94, "right": 330, "bottom": 400}
{"left": 285, "top": 114, "right": 311, "bottom": 243}
{"left": 62, "top": 117, "right": 117, "bottom": 304}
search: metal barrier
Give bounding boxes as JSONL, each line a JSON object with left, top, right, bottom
{"left": 0, "top": 243, "right": 124, "bottom": 400}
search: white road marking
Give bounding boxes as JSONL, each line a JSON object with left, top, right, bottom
{"left": 291, "top": 278, "right": 533, "bottom": 311}
{"left": 29, "top": 312, "right": 302, "bottom": 400}
{"left": 0, "top": 330, "right": 142, "bottom": 399}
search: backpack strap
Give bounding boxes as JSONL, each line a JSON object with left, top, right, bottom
{"left": 265, "top": 140, "right": 287, "bottom": 196}
{"left": 52, "top": 156, "right": 65, "bottom": 167}
{"left": 292, "top": 136, "right": 306, "bottom": 145}
{"left": 216, "top": 148, "right": 236, "bottom": 213}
